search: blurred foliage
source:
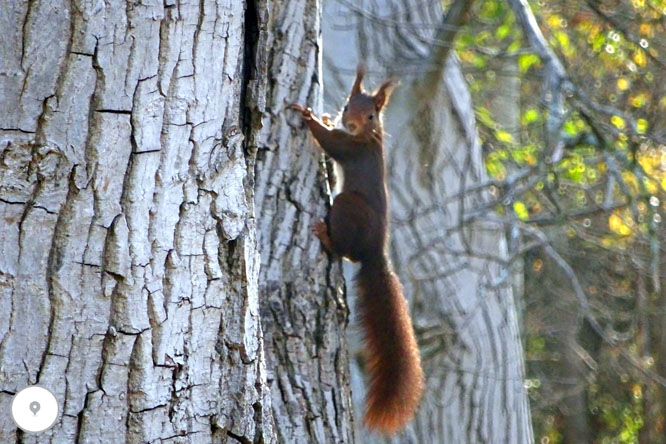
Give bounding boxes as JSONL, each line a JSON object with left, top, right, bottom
{"left": 455, "top": 0, "right": 666, "bottom": 442}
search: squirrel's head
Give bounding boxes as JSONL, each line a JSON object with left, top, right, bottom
{"left": 341, "top": 65, "right": 398, "bottom": 137}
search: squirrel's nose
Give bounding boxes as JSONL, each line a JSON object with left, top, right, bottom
{"left": 347, "top": 122, "right": 358, "bottom": 133}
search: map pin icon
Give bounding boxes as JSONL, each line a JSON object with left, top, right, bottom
{"left": 29, "top": 401, "right": 40, "bottom": 416}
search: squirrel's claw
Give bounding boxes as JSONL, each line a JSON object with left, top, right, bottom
{"left": 287, "top": 103, "right": 304, "bottom": 112}
{"left": 287, "top": 103, "right": 313, "bottom": 120}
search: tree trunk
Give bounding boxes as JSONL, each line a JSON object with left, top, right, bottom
{"left": 0, "top": 1, "right": 352, "bottom": 443}
{"left": 323, "top": 1, "right": 534, "bottom": 443}
{"left": 484, "top": 54, "right": 526, "bottom": 331}
{"left": 254, "top": 2, "right": 356, "bottom": 443}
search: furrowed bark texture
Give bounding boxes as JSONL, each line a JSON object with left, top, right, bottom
{"left": 254, "top": 1, "right": 355, "bottom": 443}
{"left": 323, "top": 1, "right": 534, "bottom": 443}
{"left": 0, "top": 1, "right": 351, "bottom": 443}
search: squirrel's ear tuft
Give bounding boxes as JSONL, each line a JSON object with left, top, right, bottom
{"left": 373, "top": 78, "right": 399, "bottom": 111}
{"left": 350, "top": 64, "right": 366, "bottom": 96}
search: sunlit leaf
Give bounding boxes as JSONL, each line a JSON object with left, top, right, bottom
{"left": 547, "top": 14, "right": 562, "bottom": 28}
{"left": 496, "top": 130, "right": 514, "bottom": 143}
{"left": 630, "top": 93, "right": 647, "bottom": 107}
{"left": 480, "top": 0, "right": 501, "bottom": 19}
{"left": 496, "top": 24, "right": 510, "bottom": 40}
{"left": 525, "top": 154, "right": 537, "bottom": 165}
{"left": 564, "top": 120, "right": 579, "bottom": 135}
{"left": 639, "top": 23, "right": 653, "bottom": 37}
{"left": 609, "top": 214, "right": 632, "bottom": 235}
{"left": 633, "top": 50, "right": 646, "bottom": 66}
{"left": 555, "top": 30, "right": 570, "bottom": 49}
{"left": 611, "top": 115, "right": 626, "bottom": 129}
{"left": 518, "top": 53, "right": 540, "bottom": 73}
{"left": 476, "top": 106, "right": 496, "bottom": 128}
{"left": 508, "top": 40, "right": 522, "bottom": 54}
{"left": 522, "top": 108, "right": 540, "bottom": 125}
{"left": 616, "top": 77, "right": 630, "bottom": 90}
{"left": 645, "top": 178, "right": 658, "bottom": 194}
{"left": 636, "top": 118, "right": 648, "bottom": 133}
{"left": 513, "top": 201, "right": 529, "bottom": 220}
{"left": 592, "top": 34, "right": 605, "bottom": 51}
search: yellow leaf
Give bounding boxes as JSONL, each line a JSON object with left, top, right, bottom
{"left": 547, "top": 14, "right": 562, "bottom": 28}
{"left": 622, "top": 171, "right": 638, "bottom": 189}
{"left": 611, "top": 115, "right": 625, "bottom": 129}
{"left": 631, "top": 93, "right": 647, "bottom": 107}
{"left": 609, "top": 214, "right": 632, "bottom": 236}
{"left": 496, "top": 130, "right": 514, "bottom": 143}
{"left": 637, "top": 118, "right": 648, "bottom": 134}
{"left": 513, "top": 201, "right": 529, "bottom": 221}
{"left": 634, "top": 50, "right": 646, "bottom": 66}
{"left": 617, "top": 77, "right": 630, "bottom": 90}
{"left": 589, "top": 24, "right": 601, "bottom": 38}
{"left": 639, "top": 23, "right": 653, "bottom": 37}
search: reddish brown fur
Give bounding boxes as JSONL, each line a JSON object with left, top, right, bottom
{"left": 290, "top": 66, "right": 424, "bottom": 435}
{"left": 358, "top": 257, "right": 424, "bottom": 434}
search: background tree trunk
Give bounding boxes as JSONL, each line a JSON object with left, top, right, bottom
{"left": 0, "top": 1, "right": 352, "bottom": 443}
{"left": 323, "top": 1, "right": 534, "bottom": 443}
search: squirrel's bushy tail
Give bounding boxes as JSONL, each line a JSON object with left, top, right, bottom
{"left": 357, "top": 255, "right": 424, "bottom": 435}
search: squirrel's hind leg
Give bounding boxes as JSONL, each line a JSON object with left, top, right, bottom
{"left": 313, "top": 220, "right": 335, "bottom": 253}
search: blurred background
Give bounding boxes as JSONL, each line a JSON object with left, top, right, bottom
{"left": 323, "top": 1, "right": 666, "bottom": 443}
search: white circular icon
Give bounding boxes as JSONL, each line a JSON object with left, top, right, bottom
{"left": 11, "top": 386, "right": 59, "bottom": 433}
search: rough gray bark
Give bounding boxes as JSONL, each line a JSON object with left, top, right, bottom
{"left": 255, "top": 1, "right": 355, "bottom": 444}
{"left": 0, "top": 1, "right": 352, "bottom": 443}
{"left": 323, "top": 1, "right": 534, "bottom": 443}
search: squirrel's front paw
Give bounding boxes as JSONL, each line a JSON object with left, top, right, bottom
{"left": 288, "top": 103, "right": 313, "bottom": 120}
{"left": 321, "top": 114, "right": 334, "bottom": 127}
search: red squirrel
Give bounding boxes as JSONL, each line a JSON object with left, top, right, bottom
{"left": 289, "top": 66, "right": 424, "bottom": 435}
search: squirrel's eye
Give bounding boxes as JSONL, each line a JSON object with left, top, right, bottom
{"left": 368, "top": 114, "right": 374, "bottom": 120}
{"left": 343, "top": 105, "right": 348, "bottom": 112}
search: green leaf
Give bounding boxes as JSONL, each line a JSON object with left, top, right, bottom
{"left": 518, "top": 53, "right": 540, "bottom": 73}
{"left": 522, "top": 108, "right": 540, "bottom": 125}
{"left": 496, "top": 24, "right": 511, "bottom": 40}
{"left": 476, "top": 106, "right": 496, "bottom": 128}
{"left": 563, "top": 120, "right": 579, "bottom": 136}
{"left": 592, "top": 34, "right": 605, "bottom": 51}
{"left": 507, "top": 40, "right": 522, "bottom": 54}
{"left": 480, "top": 0, "right": 502, "bottom": 19}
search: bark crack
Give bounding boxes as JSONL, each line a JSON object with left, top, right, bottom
{"left": 239, "top": 0, "right": 259, "bottom": 138}
{"left": 227, "top": 430, "right": 252, "bottom": 444}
